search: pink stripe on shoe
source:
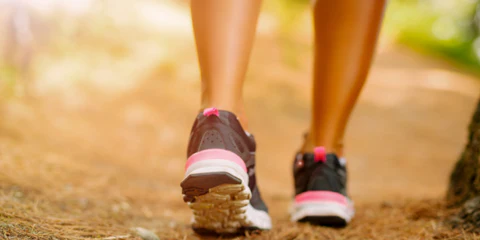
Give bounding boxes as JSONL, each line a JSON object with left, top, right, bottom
{"left": 295, "top": 191, "right": 348, "bottom": 206}
{"left": 185, "top": 149, "right": 247, "bottom": 172}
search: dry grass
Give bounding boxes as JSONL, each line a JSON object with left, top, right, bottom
{"left": 0, "top": 172, "right": 477, "bottom": 240}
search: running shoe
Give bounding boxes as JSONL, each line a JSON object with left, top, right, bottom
{"left": 290, "top": 146, "right": 354, "bottom": 227}
{"left": 181, "top": 108, "right": 272, "bottom": 234}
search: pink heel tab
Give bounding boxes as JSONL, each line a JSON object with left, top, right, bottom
{"left": 314, "top": 146, "right": 326, "bottom": 163}
{"left": 203, "top": 107, "right": 219, "bottom": 117}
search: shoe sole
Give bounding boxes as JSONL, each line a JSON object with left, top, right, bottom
{"left": 291, "top": 191, "right": 354, "bottom": 226}
{"left": 181, "top": 153, "right": 272, "bottom": 234}
{"left": 299, "top": 216, "right": 347, "bottom": 227}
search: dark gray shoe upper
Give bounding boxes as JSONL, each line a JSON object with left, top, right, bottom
{"left": 293, "top": 152, "right": 348, "bottom": 197}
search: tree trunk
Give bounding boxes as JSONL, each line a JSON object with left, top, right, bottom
{"left": 446, "top": 99, "right": 480, "bottom": 232}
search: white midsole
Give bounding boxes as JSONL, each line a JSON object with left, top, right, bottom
{"left": 184, "top": 159, "right": 272, "bottom": 231}
{"left": 290, "top": 200, "right": 355, "bottom": 222}
{"left": 244, "top": 204, "right": 272, "bottom": 230}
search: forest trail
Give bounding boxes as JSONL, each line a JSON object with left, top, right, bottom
{"left": 1, "top": 20, "right": 480, "bottom": 238}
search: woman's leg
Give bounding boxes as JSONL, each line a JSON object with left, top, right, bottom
{"left": 302, "top": 0, "right": 386, "bottom": 154}
{"left": 290, "top": 0, "right": 386, "bottom": 226}
{"left": 191, "top": 0, "right": 261, "bottom": 125}
{"left": 183, "top": 1, "right": 272, "bottom": 234}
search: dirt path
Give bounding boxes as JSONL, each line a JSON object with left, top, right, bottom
{"left": 2, "top": 28, "right": 480, "bottom": 239}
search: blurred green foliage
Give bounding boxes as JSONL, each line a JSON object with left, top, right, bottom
{"left": 384, "top": 0, "right": 480, "bottom": 70}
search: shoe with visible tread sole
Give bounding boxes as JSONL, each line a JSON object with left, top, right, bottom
{"left": 291, "top": 146, "right": 354, "bottom": 227}
{"left": 181, "top": 108, "right": 271, "bottom": 234}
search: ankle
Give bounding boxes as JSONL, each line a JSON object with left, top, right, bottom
{"left": 300, "top": 138, "right": 316, "bottom": 153}
{"left": 300, "top": 134, "right": 343, "bottom": 156}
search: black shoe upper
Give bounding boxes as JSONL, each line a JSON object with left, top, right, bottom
{"left": 293, "top": 152, "right": 348, "bottom": 197}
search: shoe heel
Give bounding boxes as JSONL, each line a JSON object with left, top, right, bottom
{"left": 181, "top": 149, "right": 272, "bottom": 233}
{"left": 184, "top": 149, "right": 249, "bottom": 186}
{"left": 290, "top": 191, "right": 354, "bottom": 225}
{"left": 181, "top": 150, "right": 251, "bottom": 203}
